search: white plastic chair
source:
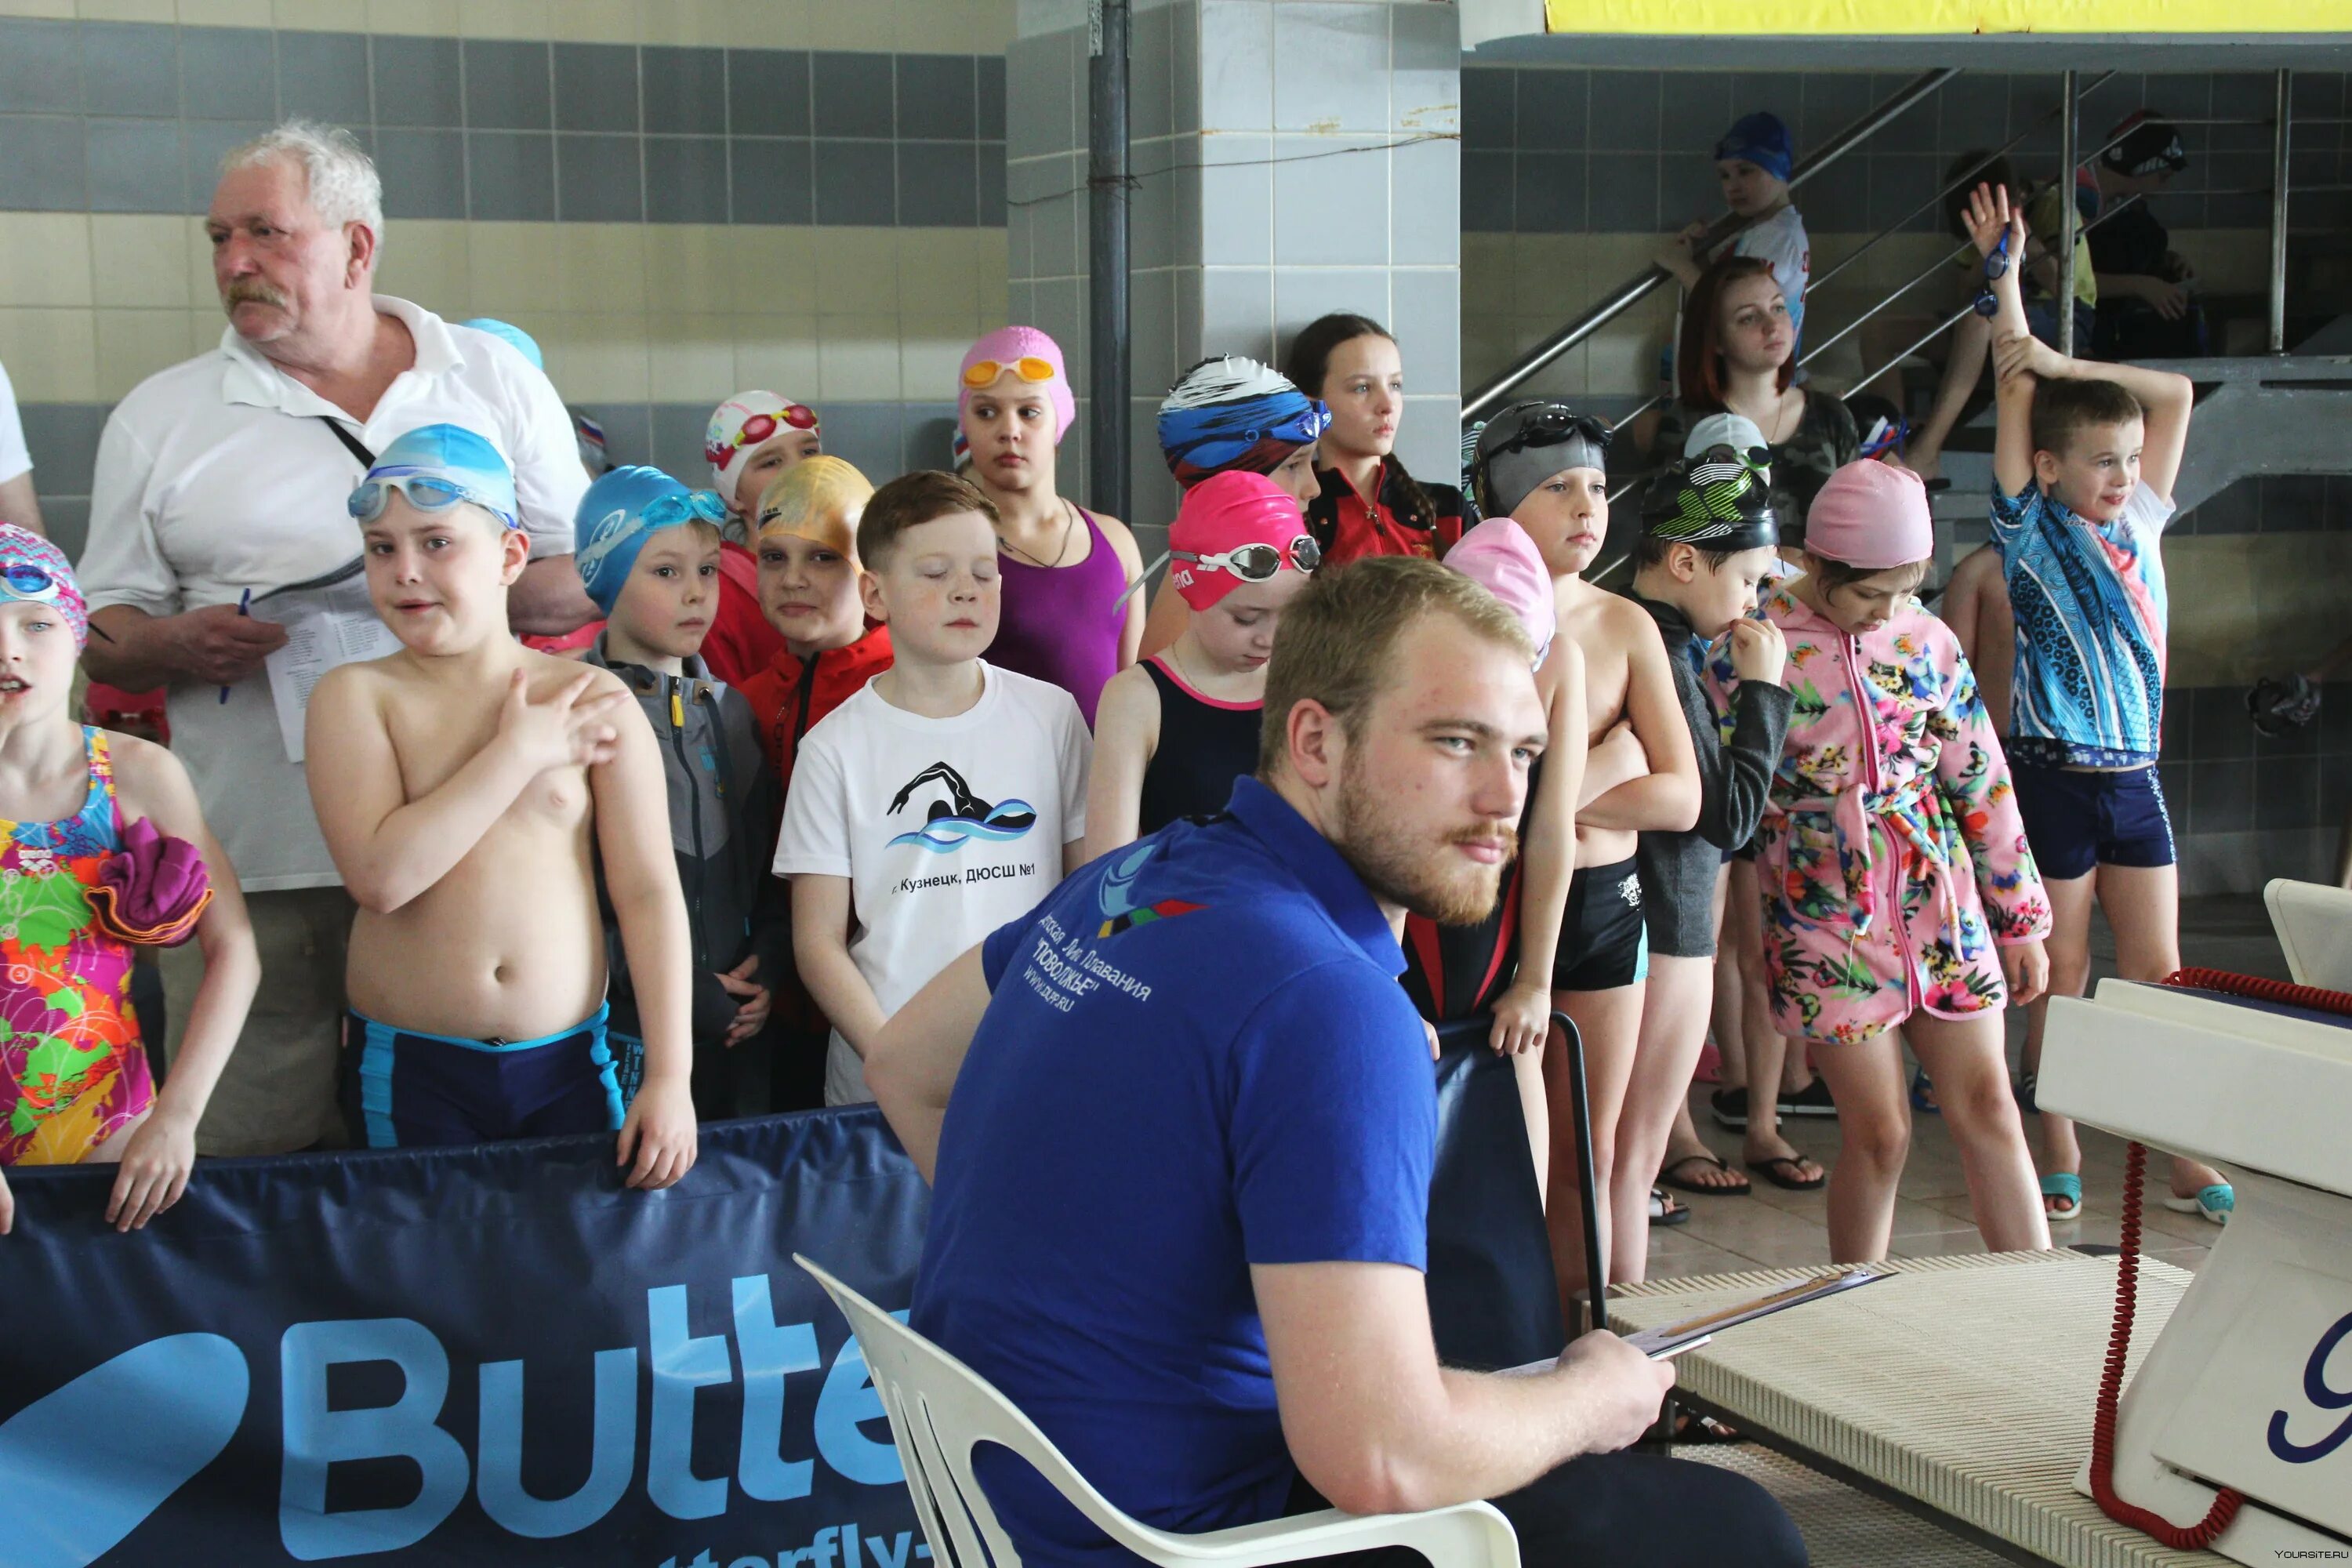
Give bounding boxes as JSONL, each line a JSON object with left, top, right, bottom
{"left": 795, "top": 1255, "right": 1520, "bottom": 1567}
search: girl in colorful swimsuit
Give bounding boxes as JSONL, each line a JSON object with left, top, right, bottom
{"left": 0, "top": 525, "right": 258, "bottom": 1237}
{"left": 1708, "top": 461, "right": 2053, "bottom": 1263}
{"left": 957, "top": 327, "right": 1146, "bottom": 727}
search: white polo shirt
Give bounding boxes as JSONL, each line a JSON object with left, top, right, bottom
{"left": 0, "top": 358, "right": 31, "bottom": 487}
{"left": 78, "top": 297, "right": 586, "bottom": 891}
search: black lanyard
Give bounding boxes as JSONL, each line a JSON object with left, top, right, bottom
{"left": 318, "top": 416, "right": 376, "bottom": 470}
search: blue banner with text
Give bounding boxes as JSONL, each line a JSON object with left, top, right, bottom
{"left": 0, "top": 1111, "right": 929, "bottom": 1568}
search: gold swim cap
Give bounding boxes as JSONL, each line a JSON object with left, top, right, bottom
{"left": 753, "top": 456, "right": 874, "bottom": 558}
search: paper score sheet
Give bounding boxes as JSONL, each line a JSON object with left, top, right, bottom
{"left": 257, "top": 558, "right": 403, "bottom": 763}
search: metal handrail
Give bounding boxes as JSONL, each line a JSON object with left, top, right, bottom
{"left": 1583, "top": 191, "right": 2154, "bottom": 580}
{"left": 1461, "top": 67, "right": 1959, "bottom": 422}
{"left": 1804, "top": 71, "right": 2120, "bottom": 304}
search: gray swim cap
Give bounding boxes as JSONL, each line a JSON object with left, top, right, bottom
{"left": 1472, "top": 401, "right": 1611, "bottom": 519}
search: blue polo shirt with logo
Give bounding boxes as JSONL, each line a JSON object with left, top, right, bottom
{"left": 911, "top": 776, "right": 1436, "bottom": 1566}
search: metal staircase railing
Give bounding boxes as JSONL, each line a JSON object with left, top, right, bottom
{"left": 1465, "top": 66, "right": 2312, "bottom": 583}
{"left": 1460, "top": 67, "right": 1958, "bottom": 423}
{"left": 1466, "top": 67, "right": 2307, "bottom": 435}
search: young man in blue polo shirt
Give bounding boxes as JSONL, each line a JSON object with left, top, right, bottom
{"left": 871, "top": 557, "right": 1806, "bottom": 1567}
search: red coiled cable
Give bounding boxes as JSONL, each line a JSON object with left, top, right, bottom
{"left": 2086, "top": 1138, "right": 2245, "bottom": 1549}
{"left": 2079, "top": 966, "right": 2352, "bottom": 1548}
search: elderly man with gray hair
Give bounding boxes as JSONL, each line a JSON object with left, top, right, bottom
{"left": 78, "top": 120, "right": 600, "bottom": 1156}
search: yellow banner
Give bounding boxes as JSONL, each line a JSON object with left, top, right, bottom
{"left": 1545, "top": 0, "right": 2352, "bottom": 31}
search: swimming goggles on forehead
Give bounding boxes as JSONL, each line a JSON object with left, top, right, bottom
{"left": 1173, "top": 535, "right": 1322, "bottom": 583}
{"left": 706, "top": 405, "right": 820, "bottom": 467}
{"left": 347, "top": 473, "right": 518, "bottom": 528}
{"left": 642, "top": 488, "right": 732, "bottom": 530}
{"left": 963, "top": 356, "right": 1058, "bottom": 390}
{"left": 1486, "top": 408, "right": 1613, "bottom": 460}
{"left": 0, "top": 563, "right": 64, "bottom": 603}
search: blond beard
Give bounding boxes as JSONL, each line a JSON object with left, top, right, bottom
{"left": 1331, "top": 753, "right": 1512, "bottom": 927}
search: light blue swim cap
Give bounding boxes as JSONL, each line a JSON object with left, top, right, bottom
{"left": 352, "top": 423, "right": 521, "bottom": 532}
{"left": 459, "top": 318, "right": 545, "bottom": 371}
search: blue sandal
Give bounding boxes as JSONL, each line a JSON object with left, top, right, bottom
{"left": 1910, "top": 1068, "right": 1940, "bottom": 1116}
{"left": 2163, "top": 1184, "right": 2234, "bottom": 1225}
{"left": 2040, "top": 1171, "right": 2082, "bottom": 1221}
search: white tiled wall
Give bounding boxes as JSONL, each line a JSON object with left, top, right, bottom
{"left": 1009, "top": 0, "right": 1461, "bottom": 534}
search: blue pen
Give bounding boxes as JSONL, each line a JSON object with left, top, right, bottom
{"left": 219, "top": 587, "right": 251, "bottom": 703}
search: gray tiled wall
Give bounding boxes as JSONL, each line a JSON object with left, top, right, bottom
{"left": 1465, "top": 67, "right": 2352, "bottom": 236}
{"left": 0, "top": 15, "right": 1007, "bottom": 227}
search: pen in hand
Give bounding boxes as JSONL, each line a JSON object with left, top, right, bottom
{"left": 219, "top": 587, "right": 252, "bottom": 704}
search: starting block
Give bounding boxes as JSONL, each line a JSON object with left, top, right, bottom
{"left": 2035, "top": 880, "right": 2352, "bottom": 1566}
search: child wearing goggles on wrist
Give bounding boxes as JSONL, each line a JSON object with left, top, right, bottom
{"left": 306, "top": 426, "right": 698, "bottom": 1188}
{"left": 0, "top": 524, "right": 260, "bottom": 1241}
{"left": 1085, "top": 472, "right": 1316, "bottom": 864}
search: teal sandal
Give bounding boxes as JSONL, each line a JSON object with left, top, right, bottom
{"left": 2162, "top": 1184, "right": 2234, "bottom": 1225}
{"left": 2040, "top": 1171, "right": 2083, "bottom": 1221}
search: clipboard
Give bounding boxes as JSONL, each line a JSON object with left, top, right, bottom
{"left": 1620, "top": 1266, "right": 1889, "bottom": 1357}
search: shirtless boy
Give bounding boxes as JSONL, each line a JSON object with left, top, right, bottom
{"left": 1941, "top": 544, "right": 2015, "bottom": 745}
{"left": 1470, "top": 403, "right": 1698, "bottom": 1315}
{"left": 307, "top": 425, "right": 697, "bottom": 1186}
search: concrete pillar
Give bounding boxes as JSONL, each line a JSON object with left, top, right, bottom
{"left": 1007, "top": 0, "right": 1461, "bottom": 550}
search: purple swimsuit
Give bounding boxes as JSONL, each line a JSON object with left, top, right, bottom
{"left": 989, "top": 505, "right": 1126, "bottom": 728}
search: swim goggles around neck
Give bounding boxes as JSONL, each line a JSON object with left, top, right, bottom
{"left": 962, "top": 356, "right": 1058, "bottom": 390}
{"left": 1171, "top": 534, "right": 1323, "bottom": 583}
{"left": 347, "top": 474, "right": 519, "bottom": 529}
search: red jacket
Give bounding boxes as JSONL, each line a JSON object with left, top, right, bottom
{"left": 697, "top": 540, "right": 786, "bottom": 688}
{"left": 1307, "top": 459, "right": 1468, "bottom": 564}
{"left": 737, "top": 622, "right": 896, "bottom": 790}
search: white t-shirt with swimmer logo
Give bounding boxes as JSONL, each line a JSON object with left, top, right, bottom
{"left": 775, "top": 661, "right": 1091, "bottom": 1105}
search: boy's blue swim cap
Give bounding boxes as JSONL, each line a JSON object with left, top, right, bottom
{"left": 350, "top": 423, "right": 521, "bottom": 532}
{"left": 1716, "top": 112, "right": 1794, "bottom": 183}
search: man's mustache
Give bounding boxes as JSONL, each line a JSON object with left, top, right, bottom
{"left": 1447, "top": 823, "right": 1519, "bottom": 860}
{"left": 224, "top": 281, "right": 289, "bottom": 309}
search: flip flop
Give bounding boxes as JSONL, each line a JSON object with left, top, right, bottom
{"left": 2041, "top": 1171, "right": 2082, "bottom": 1221}
{"left": 1745, "top": 1154, "right": 1827, "bottom": 1191}
{"left": 1777, "top": 1077, "right": 1838, "bottom": 1118}
{"left": 1709, "top": 1086, "right": 1748, "bottom": 1129}
{"left": 1910, "top": 1067, "right": 1940, "bottom": 1116}
{"left": 1658, "top": 1150, "right": 1751, "bottom": 1196}
{"left": 1671, "top": 1410, "right": 1746, "bottom": 1445}
{"left": 1650, "top": 1188, "right": 1693, "bottom": 1227}
{"left": 2162, "top": 1183, "right": 2233, "bottom": 1225}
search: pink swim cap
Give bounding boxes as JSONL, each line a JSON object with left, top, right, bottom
{"left": 959, "top": 325, "right": 1076, "bottom": 445}
{"left": 1169, "top": 470, "right": 1314, "bottom": 611}
{"left": 1804, "top": 459, "right": 1934, "bottom": 571}
{"left": 1446, "top": 517, "right": 1555, "bottom": 667}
